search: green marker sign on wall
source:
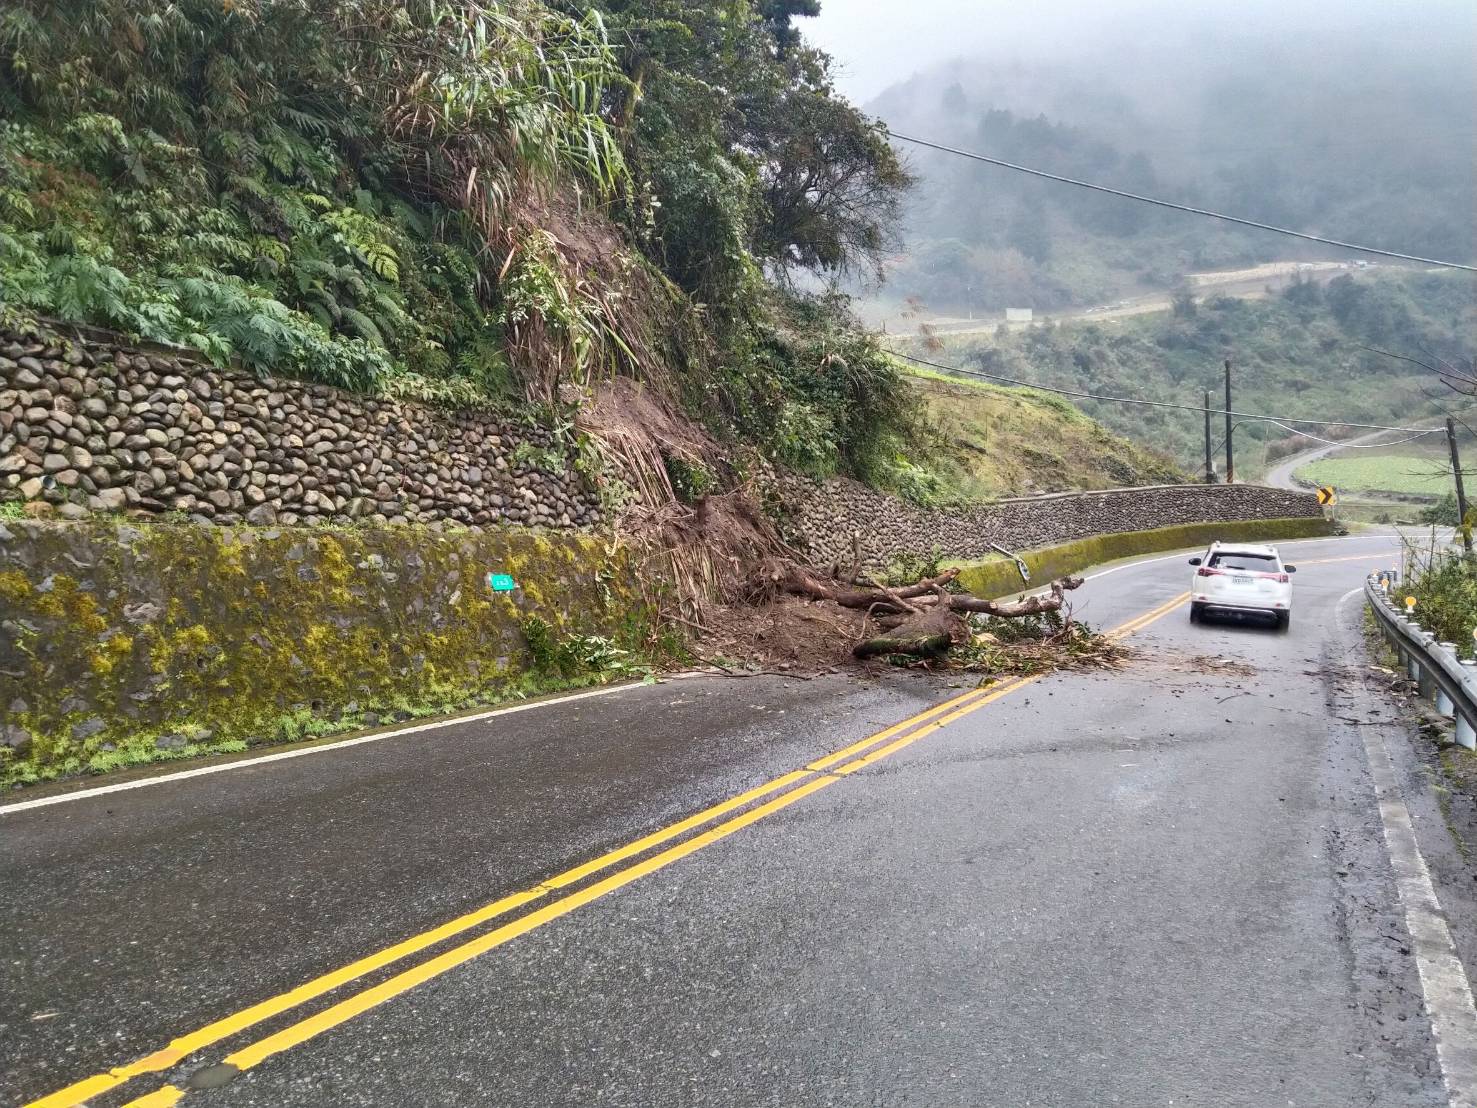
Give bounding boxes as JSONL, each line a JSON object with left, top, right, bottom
{"left": 487, "top": 573, "right": 517, "bottom": 592}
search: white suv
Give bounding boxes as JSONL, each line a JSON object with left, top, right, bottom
{"left": 1188, "top": 542, "right": 1297, "bottom": 630}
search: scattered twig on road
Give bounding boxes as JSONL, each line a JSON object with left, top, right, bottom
{"left": 684, "top": 648, "right": 836, "bottom": 681}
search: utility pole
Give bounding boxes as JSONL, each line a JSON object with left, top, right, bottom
{"left": 1223, "top": 358, "right": 1234, "bottom": 484}
{"left": 1203, "top": 389, "right": 1214, "bottom": 483}
{"left": 1446, "top": 417, "right": 1472, "bottom": 554}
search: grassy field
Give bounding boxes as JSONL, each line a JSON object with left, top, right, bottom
{"left": 904, "top": 367, "right": 1184, "bottom": 497}
{"left": 1296, "top": 454, "right": 1453, "bottom": 498}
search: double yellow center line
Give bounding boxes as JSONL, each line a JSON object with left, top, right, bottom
{"left": 32, "top": 591, "right": 1190, "bottom": 1108}
{"left": 1108, "top": 590, "right": 1191, "bottom": 640}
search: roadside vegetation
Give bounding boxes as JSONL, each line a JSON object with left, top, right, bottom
{"left": 1367, "top": 553, "right": 1477, "bottom": 860}
{"left": 903, "top": 367, "right": 1181, "bottom": 500}
{"left": 1401, "top": 541, "right": 1477, "bottom": 647}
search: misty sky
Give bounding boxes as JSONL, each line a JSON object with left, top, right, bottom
{"left": 801, "top": 0, "right": 1476, "bottom": 104}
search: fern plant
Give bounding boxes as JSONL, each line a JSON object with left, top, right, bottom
{"left": 0, "top": 0, "right": 632, "bottom": 399}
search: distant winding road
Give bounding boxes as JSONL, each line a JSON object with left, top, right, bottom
{"left": 1263, "top": 430, "right": 1389, "bottom": 491}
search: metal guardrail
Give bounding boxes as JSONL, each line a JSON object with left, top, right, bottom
{"left": 1365, "top": 574, "right": 1477, "bottom": 750}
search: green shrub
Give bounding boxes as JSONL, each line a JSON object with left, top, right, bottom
{"left": 662, "top": 455, "right": 717, "bottom": 503}
{"left": 522, "top": 616, "right": 635, "bottom": 679}
{"left": 1421, "top": 493, "right": 1461, "bottom": 525}
{"left": 884, "top": 547, "right": 947, "bottom": 587}
{"left": 1405, "top": 548, "right": 1477, "bottom": 644}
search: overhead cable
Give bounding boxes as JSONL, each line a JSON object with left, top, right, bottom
{"left": 1256, "top": 420, "right": 1440, "bottom": 448}
{"left": 886, "top": 130, "right": 1477, "bottom": 273}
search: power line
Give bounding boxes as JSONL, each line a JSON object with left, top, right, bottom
{"left": 1256, "top": 420, "right": 1439, "bottom": 449}
{"left": 887, "top": 347, "right": 1445, "bottom": 434}
{"left": 1206, "top": 424, "right": 1443, "bottom": 455}
{"left": 886, "top": 130, "right": 1477, "bottom": 273}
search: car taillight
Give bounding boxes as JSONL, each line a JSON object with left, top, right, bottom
{"left": 1277, "top": 573, "right": 1289, "bottom": 583}
{"left": 1197, "top": 566, "right": 1220, "bottom": 577}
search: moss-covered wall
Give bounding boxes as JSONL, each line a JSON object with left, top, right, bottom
{"left": 0, "top": 519, "right": 659, "bottom": 786}
{"left": 954, "top": 516, "right": 1337, "bottom": 600}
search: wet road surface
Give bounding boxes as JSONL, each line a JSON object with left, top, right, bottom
{"left": 4, "top": 532, "right": 1475, "bottom": 1106}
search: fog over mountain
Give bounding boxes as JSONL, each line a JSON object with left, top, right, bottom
{"left": 802, "top": 1, "right": 1475, "bottom": 314}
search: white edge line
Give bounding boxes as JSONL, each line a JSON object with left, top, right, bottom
{"left": 1006, "top": 531, "right": 1402, "bottom": 601}
{"left": 0, "top": 682, "right": 641, "bottom": 817}
{"left": 1338, "top": 586, "right": 1477, "bottom": 1105}
{"left": 1083, "top": 531, "right": 1402, "bottom": 582}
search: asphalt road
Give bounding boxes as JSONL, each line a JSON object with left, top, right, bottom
{"left": 5, "top": 532, "right": 1476, "bottom": 1107}
{"left": 1263, "top": 430, "right": 1390, "bottom": 492}
{"left": 896, "top": 260, "right": 1403, "bottom": 339}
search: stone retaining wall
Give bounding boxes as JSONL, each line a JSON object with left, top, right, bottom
{"left": 1, "top": 320, "right": 1325, "bottom": 560}
{"left": 776, "top": 477, "right": 1324, "bottom": 568}
{"left": 0, "top": 321, "right": 600, "bottom": 529}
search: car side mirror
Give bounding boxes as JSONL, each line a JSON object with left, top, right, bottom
{"left": 1188, "top": 557, "right": 1202, "bottom": 566}
{"left": 1284, "top": 565, "right": 1297, "bottom": 573}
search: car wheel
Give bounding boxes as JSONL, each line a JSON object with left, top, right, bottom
{"left": 1275, "top": 611, "right": 1290, "bottom": 632}
{"left": 1190, "top": 602, "right": 1205, "bottom": 624}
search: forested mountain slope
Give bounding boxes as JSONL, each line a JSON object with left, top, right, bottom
{"left": 868, "top": 31, "right": 1474, "bottom": 315}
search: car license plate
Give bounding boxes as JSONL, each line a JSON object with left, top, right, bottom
{"left": 1233, "top": 575, "right": 1253, "bottom": 585}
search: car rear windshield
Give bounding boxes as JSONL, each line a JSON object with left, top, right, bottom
{"left": 1207, "top": 551, "right": 1280, "bottom": 571}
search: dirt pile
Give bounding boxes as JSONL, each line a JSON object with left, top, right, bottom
{"left": 578, "top": 379, "right": 1122, "bottom": 677}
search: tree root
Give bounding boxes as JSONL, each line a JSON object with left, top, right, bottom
{"left": 757, "top": 559, "right": 1085, "bottom": 661}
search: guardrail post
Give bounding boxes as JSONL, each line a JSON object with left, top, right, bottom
{"left": 1436, "top": 643, "right": 1458, "bottom": 715}
{"left": 1418, "top": 632, "right": 1439, "bottom": 700}
{"left": 1459, "top": 660, "right": 1477, "bottom": 751}
{"left": 1405, "top": 622, "right": 1423, "bottom": 683}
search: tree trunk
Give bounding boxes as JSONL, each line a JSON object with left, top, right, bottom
{"left": 770, "top": 563, "right": 962, "bottom": 612}
{"left": 853, "top": 606, "right": 960, "bottom": 659}
{"left": 945, "top": 576, "right": 1083, "bottom": 616}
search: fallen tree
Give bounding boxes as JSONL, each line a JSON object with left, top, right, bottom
{"left": 755, "top": 560, "right": 1086, "bottom": 660}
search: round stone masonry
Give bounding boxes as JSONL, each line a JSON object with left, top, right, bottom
{"left": 770, "top": 474, "right": 1324, "bottom": 569}
{"left": 0, "top": 323, "right": 603, "bottom": 530}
